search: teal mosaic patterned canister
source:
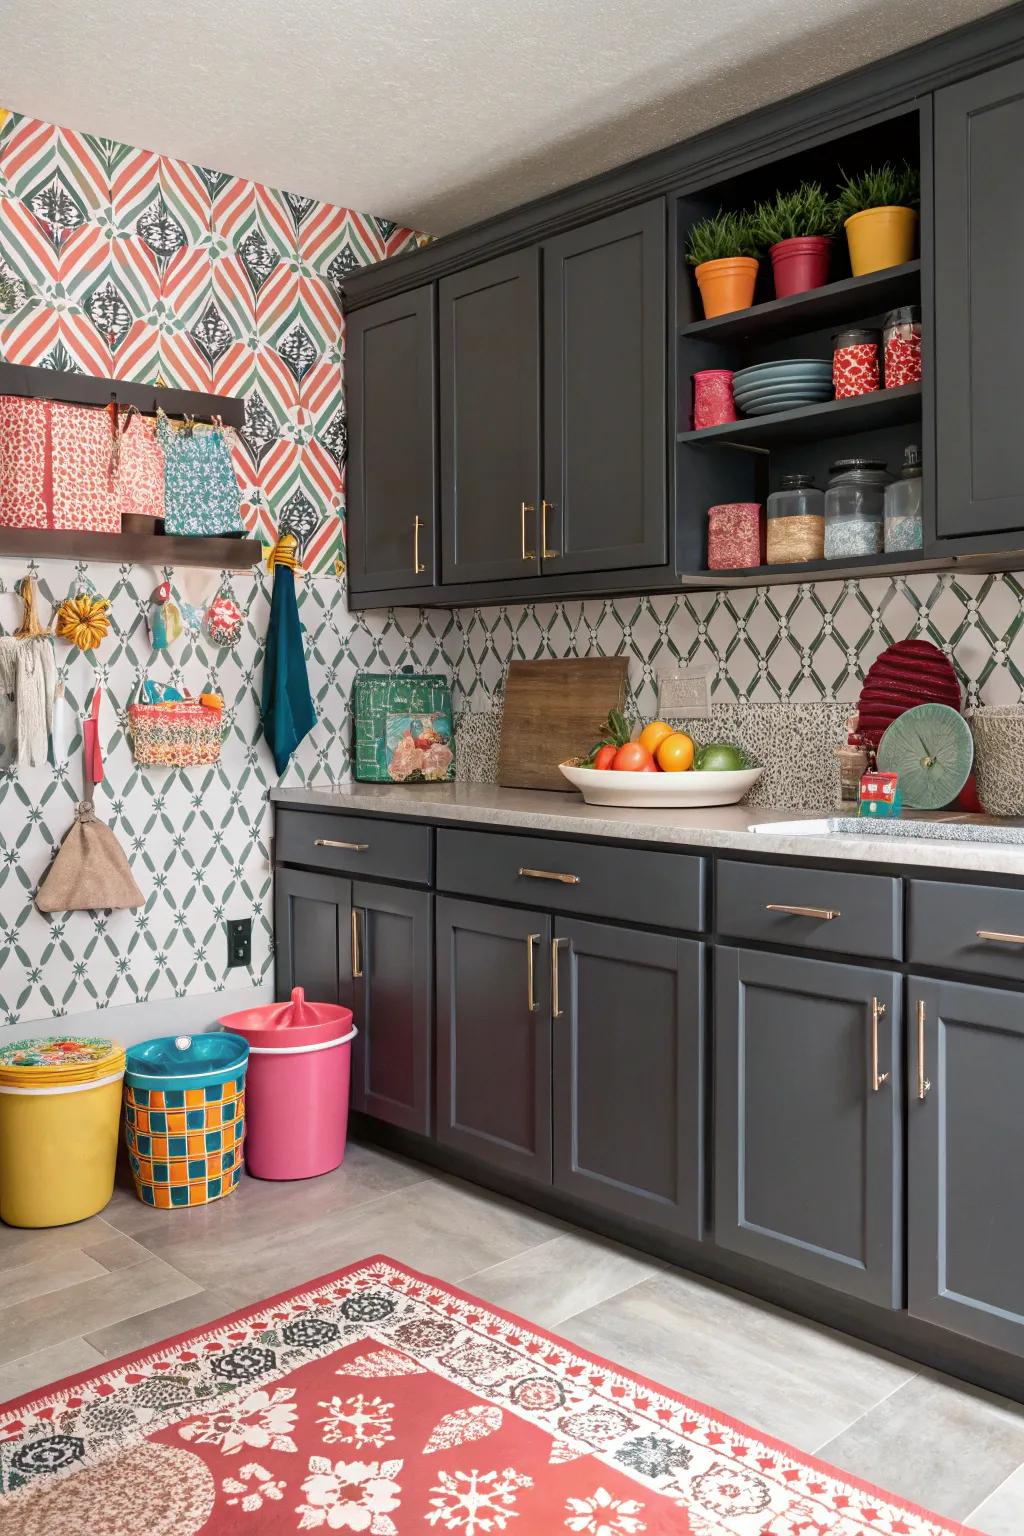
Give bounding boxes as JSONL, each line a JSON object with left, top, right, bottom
{"left": 353, "top": 670, "right": 455, "bottom": 783}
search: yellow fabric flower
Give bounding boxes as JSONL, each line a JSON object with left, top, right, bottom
{"left": 56, "top": 594, "right": 111, "bottom": 652}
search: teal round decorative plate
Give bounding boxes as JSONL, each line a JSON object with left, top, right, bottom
{"left": 876, "top": 703, "right": 974, "bottom": 809}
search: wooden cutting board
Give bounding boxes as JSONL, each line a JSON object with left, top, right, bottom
{"left": 497, "top": 657, "right": 629, "bottom": 791}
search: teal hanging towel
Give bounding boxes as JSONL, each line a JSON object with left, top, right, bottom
{"left": 261, "top": 540, "right": 315, "bottom": 775}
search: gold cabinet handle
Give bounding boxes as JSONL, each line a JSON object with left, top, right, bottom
{"left": 526, "top": 932, "right": 540, "bottom": 1013}
{"left": 765, "top": 903, "right": 840, "bottom": 920}
{"left": 413, "top": 515, "right": 426, "bottom": 574}
{"left": 976, "top": 929, "right": 1024, "bottom": 944}
{"left": 518, "top": 866, "right": 580, "bottom": 885}
{"left": 315, "top": 838, "right": 369, "bottom": 852}
{"left": 916, "top": 999, "right": 931, "bottom": 1101}
{"left": 541, "top": 499, "right": 558, "bottom": 559}
{"left": 351, "top": 907, "right": 363, "bottom": 979}
{"left": 552, "top": 936, "right": 569, "bottom": 1019}
{"left": 520, "top": 501, "right": 536, "bottom": 561}
{"left": 870, "top": 997, "right": 889, "bottom": 1092}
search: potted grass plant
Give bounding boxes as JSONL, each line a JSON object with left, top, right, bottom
{"left": 685, "top": 209, "right": 761, "bottom": 319}
{"left": 752, "top": 181, "right": 839, "bottom": 298}
{"left": 835, "top": 162, "right": 919, "bottom": 275}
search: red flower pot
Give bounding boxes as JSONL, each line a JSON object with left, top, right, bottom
{"left": 769, "top": 236, "right": 832, "bottom": 299}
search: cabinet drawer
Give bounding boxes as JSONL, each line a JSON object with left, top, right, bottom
{"left": 909, "top": 880, "right": 1024, "bottom": 982}
{"left": 717, "top": 859, "right": 901, "bottom": 960}
{"left": 275, "top": 810, "right": 431, "bottom": 885}
{"left": 436, "top": 827, "right": 704, "bottom": 930}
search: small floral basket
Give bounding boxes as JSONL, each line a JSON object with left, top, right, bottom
{"left": 127, "top": 683, "right": 224, "bottom": 767}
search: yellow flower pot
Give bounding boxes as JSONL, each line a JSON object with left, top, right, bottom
{"left": 844, "top": 205, "right": 918, "bottom": 276}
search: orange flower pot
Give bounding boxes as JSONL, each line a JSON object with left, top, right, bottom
{"left": 844, "top": 205, "right": 918, "bottom": 276}
{"left": 694, "top": 256, "right": 759, "bottom": 319}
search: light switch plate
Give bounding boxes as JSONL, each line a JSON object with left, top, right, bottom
{"left": 658, "top": 669, "right": 711, "bottom": 718}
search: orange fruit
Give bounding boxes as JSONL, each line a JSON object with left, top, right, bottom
{"left": 656, "top": 732, "right": 695, "bottom": 772}
{"left": 638, "top": 720, "right": 674, "bottom": 756}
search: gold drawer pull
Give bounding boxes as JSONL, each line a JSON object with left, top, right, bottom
{"left": 916, "top": 999, "right": 931, "bottom": 1100}
{"left": 351, "top": 907, "right": 363, "bottom": 978}
{"left": 518, "top": 867, "right": 580, "bottom": 886}
{"left": 526, "top": 932, "right": 540, "bottom": 1013}
{"left": 552, "top": 936, "right": 569, "bottom": 1019}
{"left": 977, "top": 929, "right": 1024, "bottom": 944}
{"left": 315, "top": 838, "right": 369, "bottom": 852}
{"left": 520, "top": 501, "right": 536, "bottom": 561}
{"left": 765, "top": 903, "right": 840, "bottom": 920}
{"left": 870, "top": 997, "right": 890, "bottom": 1092}
{"left": 541, "top": 499, "right": 558, "bottom": 559}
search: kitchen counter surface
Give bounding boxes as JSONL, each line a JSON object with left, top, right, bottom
{"left": 271, "top": 782, "right": 1024, "bottom": 877}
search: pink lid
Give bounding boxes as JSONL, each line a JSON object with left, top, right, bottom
{"left": 219, "top": 988, "right": 353, "bottom": 1050}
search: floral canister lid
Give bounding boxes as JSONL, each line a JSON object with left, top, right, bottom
{"left": 0, "top": 1036, "right": 124, "bottom": 1083}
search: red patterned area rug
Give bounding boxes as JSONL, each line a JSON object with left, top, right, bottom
{"left": 0, "top": 1255, "right": 976, "bottom": 1535}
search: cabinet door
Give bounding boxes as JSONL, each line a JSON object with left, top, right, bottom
{"left": 908, "top": 978, "right": 1024, "bottom": 1357}
{"left": 436, "top": 896, "right": 552, "bottom": 1182}
{"left": 440, "top": 251, "right": 541, "bottom": 583}
{"left": 552, "top": 918, "right": 703, "bottom": 1238}
{"left": 543, "top": 200, "right": 666, "bottom": 574}
{"left": 346, "top": 285, "right": 437, "bottom": 591}
{"left": 274, "top": 867, "right": 353, "bottom": 1010}
{"left": 715, "top": 948, "right": 901, "bottom": 1307}
{"left": 935, "top": 58, "right": 1024, "bottom": 538}
{"left": 351, "top": 882, "right": 433, "bottom": 1135}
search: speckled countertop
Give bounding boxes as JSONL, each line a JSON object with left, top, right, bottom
{"left": 270, "top": 783, "right": 1024, "bottom": 877}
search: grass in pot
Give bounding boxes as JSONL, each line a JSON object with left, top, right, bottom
{"left": 753, "top": 181, "right": 839, "bottom": 298}
{"left": 685, "top": 209, "right": 761, "bottom": 319}
{"left": 835, "top": 162, "right": 919, "bottom": 275}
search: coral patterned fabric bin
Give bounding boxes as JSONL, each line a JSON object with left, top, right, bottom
{"left": 0, "top": 397, "right": 122, "bottom": 531}
{"left": 124, "top": 1033, "right": 249, "bottom": 1208}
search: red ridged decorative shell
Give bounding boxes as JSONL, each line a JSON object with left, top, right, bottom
{"left": 856, "top": 639, "right": 962, "bottom": 748}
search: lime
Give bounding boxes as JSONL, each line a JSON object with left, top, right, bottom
{"left": 694, "top": 741, "right": 747, "bottom": 772}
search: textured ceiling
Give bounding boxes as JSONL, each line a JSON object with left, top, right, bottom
{"left": 0, "top": 0, "right": 1012, "bottom": 234}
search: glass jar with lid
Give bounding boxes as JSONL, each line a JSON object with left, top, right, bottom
{"left": 884, "top": 444, "right": 923, "bottom": 552}
{"left": 823, "top": 458, "right": 890, "bottom": 559}
{"left": 882, "top": 306, "right": 922, "bottom": 388}
{"left": 766, "top": 473, "right": 824, "bottom": 564}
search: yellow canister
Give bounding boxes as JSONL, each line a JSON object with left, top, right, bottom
{"left": 0, "top": 1036, "right": 125, "bottom": 1228}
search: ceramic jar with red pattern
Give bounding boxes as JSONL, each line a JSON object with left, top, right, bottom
{"left": 707, "top": 502, "right": 763, "bottom": 569}
{"left": 883, "top": 306, "right": 922, "bottom": 388}
{"left": 692, "top": 369, "right": 736, "bottom": 430}
{"left": 832, "top": 327, "right": 880, "bottom": 399}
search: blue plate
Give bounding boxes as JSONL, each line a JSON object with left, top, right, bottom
{"left": 734, "top": 358, "right": 832, "bottom": 383}
{"left": 739, "top": 396, "right": 832, "bottom": 416}
{"left": 734, "top": 385, "right": 833, "bottom": 407}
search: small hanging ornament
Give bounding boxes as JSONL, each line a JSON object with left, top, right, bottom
{"left": 55, "top": 592, "right": 111, "bottom": 652}
{"left": 14, "top": 574, "right": 51, "bottom": 638}
{"left": 204, "top": 592, "right": 243, "bottom": 648}
{"left": 149, "top": 580, "right": 183, "bottom": 651}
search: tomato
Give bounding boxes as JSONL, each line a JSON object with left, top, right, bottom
{"left": 656, "top": 732, "right": 696, "bottom": 772}
{"left": 591, "top": 744, "right": 616, "bottom": 770}
{"left": 638, "top": 720, "right": 674, "bottom": 756}
{"left": 611, "top": 742, "right": 655, "bottom": 772}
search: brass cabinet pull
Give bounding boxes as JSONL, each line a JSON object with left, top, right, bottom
{"left": 518, "top": 866, "right": 580, "bottom": 885}
{"left": 351, "top": 907, "right": 363, "bottom": 979}
{"left": 977, "top": 929, "right": 1024, "bottom": 944}
{"left": 413, "top": 515, "right": 426, "bottom": 574}
{"left": 765, "top": 903, "right": 840, "bottom": 920}
{"left": 520, "top": 501, "right": 536, "bottom": 561}
{"left": 526, "top": 932, "right": 540, "bottom": 1013}
{"left": 870, "top": 997, "right": 890, "bottom": 1092}
{"left": 916, "top": 999, "right": 931, "bottom": 1100}
{"left": 315, "top": 838, "right": 369, "bottom": 852}
{"left": 552, "top": 936, "right": 569, "bottom": 1019}
{"left": 541, "top": 500, "right": 558, "bottom": 559}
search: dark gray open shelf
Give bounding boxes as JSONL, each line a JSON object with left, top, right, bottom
{"left": 679, "top": 262, "right": 921, "bottom": 344}
{"left": 677, "top": 383, "right": 922, "bottom": 448}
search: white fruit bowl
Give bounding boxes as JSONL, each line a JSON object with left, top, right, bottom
{"left": 558, "top": 761, "right": 763, "bottom": 808}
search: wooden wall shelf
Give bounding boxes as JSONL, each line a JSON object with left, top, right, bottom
{"left": 0, "top": 527, "right": 264, "bottom": 570}
{"left": 0, "top": 361, "right": 246, "bottom": 430}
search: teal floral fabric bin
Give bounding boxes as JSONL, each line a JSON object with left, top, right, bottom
{"left": 353, "top": 670, "right": 455, "bottom": 783}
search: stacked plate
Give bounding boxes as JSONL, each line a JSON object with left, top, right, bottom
{"left": 732, "top": 359, "right": 833, "bottom": 416}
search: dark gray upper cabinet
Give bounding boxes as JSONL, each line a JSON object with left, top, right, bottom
{"left": 908, "top": 978, "right": 1024, "bottom": 1357}
{"left": 440, "top": 251, "right": 542, "bottom": 583}
{"left": 552, "top": 918, "right": 704, "bottom": 1239}
{"left": 346, "top": 285, "right": 437, "bottom": 592}
{"left": 935, "top": 57, "right": 1024, "bottom": 539}
{"left": 542, "top": 200, "right": 667, "bottom": 573}
{"left": 275, "top": 866, "right": 354, "bottom": 1013}
{"left": 350, "top": 881, "right": 433, "bottom": 1135}
{"left": 435, "top": 895, "right": 553, "bottom": 1183}
{"left": 715, "top": 947, "right": 902, "bottom": 1307}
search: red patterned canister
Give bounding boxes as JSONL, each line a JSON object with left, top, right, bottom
{"left": 832, "top": 327, "right": 880, "bottom": 399}
{"left": 883, "top": 306, "right": 922, "bottom": 388}
{"left": 692, "top": 370, "right": 736, "bottom": 430}
{"left": 707, "top": 502, "right": 763, "bottom": 569}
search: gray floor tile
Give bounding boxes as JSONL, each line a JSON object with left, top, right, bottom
{"left": 0, "top": 1214, "right": 118, "bottom": 1268}
{"left": 0, "top": 1338, "right": 104, "bottom": 1406}
{"left": 0, "top": 1249, "right": 106, "bottom": 1308}
{"left": 85, "top": 1283, "right": 256, "bottom": 1360}
{"left": 461, "top": 1231, "right": 656, "bottom": 1326}
{"left": 560, "top": 1267, "right": 916, "bottom": 1452}
{"left": 817, "top": 1371, "right": 1024, "bottom": 1521}
{"left": 968, "top": 1463, "right": 1024, "bottom": 1535}
{"left": 83, "top": 1231, "right": 150, "bottom": 1272}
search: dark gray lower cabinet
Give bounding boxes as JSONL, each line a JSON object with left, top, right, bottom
{"left": 435, "top": 896, "right": 552, "bottom": 1181}
{"left": 552, "top": 918, "right": 703, "bottom": 1238}
{"left": 908, "top": 978, "right": 1024, "bottom": 1357}
{"left": 715, "top": 948, "right": 902, "bottom": 1307}
{"left": 275, "top": 867, "right": 432, "bottom": 1135}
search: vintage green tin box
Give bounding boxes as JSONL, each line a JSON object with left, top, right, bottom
{"left": 353, "top": 669, "right": 455, "bottom": 783}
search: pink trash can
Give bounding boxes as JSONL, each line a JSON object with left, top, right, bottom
{"left": 219, "top": 988, "right": 356, "bottom": 1180}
